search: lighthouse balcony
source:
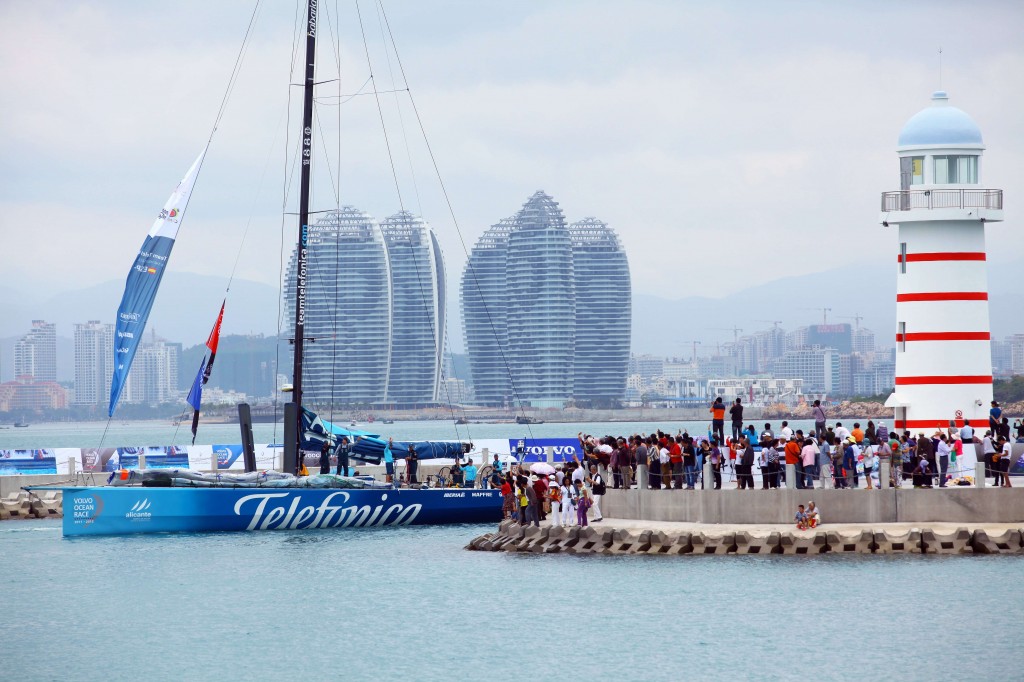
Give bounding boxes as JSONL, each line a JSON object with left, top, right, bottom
{"left": 881, "top": 189, "right": 1003, "bottom": 224}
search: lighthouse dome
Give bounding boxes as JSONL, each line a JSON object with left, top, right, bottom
{"left": 898, "top": 91, "right": 983, "bottom": 148}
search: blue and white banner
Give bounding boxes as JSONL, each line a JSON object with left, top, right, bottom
{"left": 109, "top": 149, "right": 206, "bottom": 417}
{"left": 507, "top": 438, "right": 583, "bottom": 462}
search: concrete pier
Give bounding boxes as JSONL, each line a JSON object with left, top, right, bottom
{"left": 598, "top": 486, "right": 1024, "bottom": 525}
{"left": 467, "top": 518, "right": 1024, "bottom": 556}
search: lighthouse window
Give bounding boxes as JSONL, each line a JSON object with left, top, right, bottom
{"left": 898, "top": 322, "right": 906, "bottom": 353}
{"left": 933, "top": 155, "right": 978, "bottom": 184}
{"left": 910, "top": 157, "right": 924, "bottom": 185}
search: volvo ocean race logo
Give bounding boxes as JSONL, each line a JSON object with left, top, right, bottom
{"left": 234, "top": 491, "right": 422, "bottom": 531}
{"left": 71, "top": 493, "right": 103, "bottom": 525}
{"left": 126, "top": 498, "right": 152, "bottom": 521}
{"left": 119, "top": 311, "right": 141, "bottom": 323}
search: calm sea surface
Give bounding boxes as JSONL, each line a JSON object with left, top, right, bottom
{"left": 7, "top": 421, "right": 1021, "bottom": 680}
{"left": 3, "top": 519, "right": 1023, "bottom": 681}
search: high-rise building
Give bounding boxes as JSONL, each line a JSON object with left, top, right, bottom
{"left": 14, "top": 320, "right": 56, "bottom": 382}
{"left": 505, "top": 192, "right": 576, "bottom": 408}
{"left": 769, "top": 347, "right": 839, "bottom": 393}
{"left": 124, "top": 335, "right": 180, "bottom": 404}
{"left": 462, "top": 192, "right": 631, "bottom": 408}
{"left": 284, "top": 207, "right": 447, "bottom": 407}
{"left": 285, "top": 207, "right": 391, "bottom": 407}
{"left": 73, "top": 321, "right": 114, "bottom": 405}
{"left": 1009, "top": 334, "right": 1024, "bottom": 375}
{"left": 852, "top": 327, "right": 876, "bottom": 353}
{"left": 381, "top": 211, "right": 446, "bottom": 405}
{"left": 461, "top": 219, "right": 514, "bottom": 406}
{"left": 569, "top": 217, "right": 631, "bottom": 405}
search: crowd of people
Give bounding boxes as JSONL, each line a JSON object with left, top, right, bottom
{"left": 562, "top": 416, "right": 1018, "bottom": 492}
{"left": 500, "top": 460, "right": 605, "bottom": 528}
{"left": 494, "top": 411, "right": 1021, "bottom": 528}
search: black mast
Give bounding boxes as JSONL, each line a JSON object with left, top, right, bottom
{"left": 288, "top": 0, "right": 318, "bottom": 473}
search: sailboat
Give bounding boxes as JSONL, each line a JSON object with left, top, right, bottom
{"left": 58, "top": 0, "right": 502, "bottom": 536}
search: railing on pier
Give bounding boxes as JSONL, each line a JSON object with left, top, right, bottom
{"left": 881, "top": 188, "right": 1002, "bottom": 212}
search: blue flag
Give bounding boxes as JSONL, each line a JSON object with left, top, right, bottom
{"left": 109, "top": 150, "right": 205, "bottom": 417}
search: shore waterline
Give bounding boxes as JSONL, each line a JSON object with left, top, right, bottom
{"left": 0, "top": 418, "right": 833, "bottom": 449}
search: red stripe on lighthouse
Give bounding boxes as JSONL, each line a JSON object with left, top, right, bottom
{"left": 895, "top": 375, "right": 992, "bottom": 385}
{"left": 896, "top": 292, "right": 988, "bottom": 302}
{"left": 897, "top": 251, "right": 986, "bottom": 263}
{"left": 895, "top": 419, "right": 970, "bottom": 430}
{"left": 895, "top": 332, "right": 991, "bottom": 342}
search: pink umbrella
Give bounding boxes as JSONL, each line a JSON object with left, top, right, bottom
{"left": 530, "top": 462, "right": 556, "bottom": 475}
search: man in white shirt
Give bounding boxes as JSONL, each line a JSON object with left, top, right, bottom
{"left": 587, "top": 464, "right": 605, "bottom": 522}
{"left": 999, "top": 438, "right": 1013, "bottom": 488}
{"left": 935, "top": 434, "right": 951, "bottom": 488}
{"left": 780, "top": 421, "right": 794, "bottom": 441}
{"left": 960, "top": 420, "right": 975, "bottom": 443}
{"left": 834, "top": 422, "right": 851, "bottom": 442}
{"left": 983, "top": 433, "right": 997, "bottom": 485}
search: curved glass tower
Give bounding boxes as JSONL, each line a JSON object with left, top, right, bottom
{"left": 381, "top": 211, "right": 445, "bottom": 406}
{"left": 570, "top": 218, "right": 630, "bottom": 405}
{"left": 460, "top": 218, "right": 514, "bottom": 406}
{"left": 284, "top": 206, "right": 391, "bottom": 407}
{"left": 506, "top": 191, "right": 575, "bottom": 408}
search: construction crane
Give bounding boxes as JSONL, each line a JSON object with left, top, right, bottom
{"left": 839, "top": 313, "right": 864, "bottom": 329}
{"left": 710, "top": 327, "right": 743, "bottom": 342}
{"left": 755, "top": 319, "right": 783, "bottom": 330}
{"left": 801, "top": 307, "right": 832, "bottom": 325}
{"left": 685, "top": 340, "right": 701, "bottom": 362}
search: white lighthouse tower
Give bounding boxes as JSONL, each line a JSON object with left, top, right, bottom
{"left": 882, "top": 91, "right": 1003, "bottom": 435}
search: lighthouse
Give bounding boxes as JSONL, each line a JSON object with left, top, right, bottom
{"left": 881, "top": 91, "right": 1003, "bottom": 435}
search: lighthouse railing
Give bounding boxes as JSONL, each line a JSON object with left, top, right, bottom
{"left": 881, "top": 189, "right": 1002, "bottom": 212}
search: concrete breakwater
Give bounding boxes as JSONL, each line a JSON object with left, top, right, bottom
{"left": 467, "top": 519, "right": 1024, "bottom": 555}
{"left": 1, "top": 490, "right": 62, "bottom": 519}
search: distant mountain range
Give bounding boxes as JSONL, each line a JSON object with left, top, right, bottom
{"left": 2, "top": 259, "right": 1022, "bottom": 381}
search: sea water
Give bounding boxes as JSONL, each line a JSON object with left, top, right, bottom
{"left": 3, "top": 519, "right": 1022, "bottom": 681}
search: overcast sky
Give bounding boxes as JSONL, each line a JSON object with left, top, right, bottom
{"left": 1, "top": 0, "right": 1021, "bottom": 347}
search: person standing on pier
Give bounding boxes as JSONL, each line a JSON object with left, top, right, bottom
{"left": 708, "top": 439, "right": 723, "bottom": 489}
{"left": 729, "top": 398, "right": 744, "bottom": 443}
{"left": 998, "top": 437, "right": 1013, "bottom": 487}
{"left": 710, "top": 397, "right": 726, "bottom": 445}
{"left": 560, "top": 477, "right": 577, "bottom": 526}
{"left": 575, "top": 480, "right": 593, "bottom": 527}
{"left": 989, "top": 401, "right": 1002, "bottom": 435}
{"left": 738, "top": 436, "right": 755, "bottom": 489}
{"left": 548, "top": 477, "right": 562, "bottom": 527}
{"left": 812, "top": 400, "right": 827, "bottom": 441}
{"left": 935, "top": 434, "right": 950, "bottom": 487}
{"left": 587, "top": 465, "right": 605, "bottom": 522}
{"left": 785, "top": 436, "right": 803, "bottom": 489}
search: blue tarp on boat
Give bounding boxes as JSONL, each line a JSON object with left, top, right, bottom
{"left": 299, "top": 408, "right": 466, "bottom": 462}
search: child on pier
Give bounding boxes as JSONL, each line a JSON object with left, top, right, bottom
{"left": 795, "top": 504, "right": 809, "bottom": 530}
